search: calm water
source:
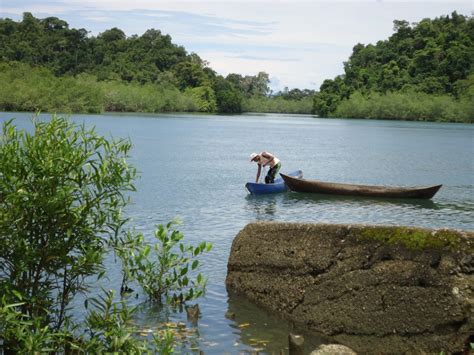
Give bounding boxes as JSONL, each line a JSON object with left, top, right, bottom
{"left": 1, "top": 112, "right": 473, "bottom": 353}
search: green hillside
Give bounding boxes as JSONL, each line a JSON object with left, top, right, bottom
{"left": 0, "top": 13, "right": 277, "bottom": 114}
{"left": 0, "top": 12, "right": 472, "bottom": 121}
{"left": 313, "top": 12, "right": 474, "bottom": 122}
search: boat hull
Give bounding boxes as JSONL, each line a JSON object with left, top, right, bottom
{"left": 246, "top": 170, "right": 303, "bottom": 195}
{"left": 280, "top": 174, "right": 442, "bottom": 199}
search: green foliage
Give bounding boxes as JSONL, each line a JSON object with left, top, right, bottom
{"left": 0, "top": 291, "right": 175, "bottom": 354}
{"left": 225, "top": 72, "right": 271, "bottom": 98}
{"left": 0, "top": 294, "right": 70, "bottom": 353}
{"left": 244, "top": 96, "right": 313, "bottom": 114}
{"left": 0, "top": 62, "right": 200, "bottom": 113}
{"left": 81, "top": 290, "right": 173, "bottom": 353}
{"left": 185, "top": 86, "right": 217, "bottom": 112}
{"left": 173, "top": 62, "right": 210, "bottom": 90}
{"left": 314, "top": 12, "right": 474, "bottom": 122}
{"left": 0, "top": 115, "right": 212, "bottom": 352}
{"left": 0, "top": 13, "right": 187, "bottom": 80}
{"left": 99, "top": 79, "right": 198, "bottom": 113}
{"left": 334, "top": 90, "right": 473, "bottom": 122}
{"left": 0, "top": 115, "right": 136, "bottom": 328}
{"left": 274, "top": 87, "right": 316, "bottom": 101}
{"left": 213, "top": 76, "right": 243, "bottom": 113}
{"left": 0, "top": 13, "right": 318, "bottom": 115}
{"left": 123, "top": 220, "right": 212, "bottom": 304}
{"left": 0, "top": 62, "right": 104, "bottom": 113}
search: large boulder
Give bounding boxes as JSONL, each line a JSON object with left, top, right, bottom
{"left": 226, "top": 222, "right": 473, "bottom": 353}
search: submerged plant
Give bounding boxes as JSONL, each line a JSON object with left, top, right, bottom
{"left": 123, "top": 220, "right": 212, "bottom": 304}
{"left": 81, "top": 289, "right": 174, "bottom": 353}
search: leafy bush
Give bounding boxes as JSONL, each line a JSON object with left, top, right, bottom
{"left": 0, "top": 115, "right": 211, "bottom": 353}
{"left": 0, "top": 115, "right": 136, "bottom": 328}
{"left": 334, "top": 90, "right": 473, "bottom": 122}
{"left": 81, "top": 290, "right": 174, "bottom": 353}
{"left": 121, "top": 220, "right": 212, "bottom": 304}
{"left": 243, "top": 96, "right": 313, "bottom": 114}
{"left": 0, "top": 62, "right": 200, "bottom": 114}
{"left": 185, "top": 86, "right": 217, "bottom": 112}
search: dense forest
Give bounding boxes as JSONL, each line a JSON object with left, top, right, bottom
{"left": 0, "top": 13, "right": 299, "bottom": 114}
{"left": 314, "top": 12, "right": 474, "bottom": 122}
{"left": 0, "top": 12, "right": 473, "bottom": 121}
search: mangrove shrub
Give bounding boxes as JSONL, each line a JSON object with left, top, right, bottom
{"left": 0, "top": 115, "right": 136, "bottom": 330}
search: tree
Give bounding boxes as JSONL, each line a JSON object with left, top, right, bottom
{"left": 172, "top": 62, "right": 210, "bottom": 90}
{"left": 0, "top": 116, "right": 136, "bottom": 331}
{"left": 186, "top": 85, "right": 217, "bottom": 112}
{"left": 314, "top": 12, "right": 474, "bottom": 119}
{"left": 249, "top": 71, "right": 270, "bottom": 97}
{"left": 213, "top": 76, "right": 243, "bottom": 113}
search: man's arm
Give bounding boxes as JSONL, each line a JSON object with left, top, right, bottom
{"left": 255, "top": 164, "right": 261, "bottom": 183}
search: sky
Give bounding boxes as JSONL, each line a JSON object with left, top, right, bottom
{"left": 0, "top": 0, "right": 472, "bottom": 92}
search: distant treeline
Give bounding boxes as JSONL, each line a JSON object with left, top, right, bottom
{"left": 314, "top": 12, "right": 474, "bottom": 122}
{"left": 0, "top": 13, "right": 314, "bottom": 114}
{"left": 0, "top": 12, "right": 473, "bottom": 121}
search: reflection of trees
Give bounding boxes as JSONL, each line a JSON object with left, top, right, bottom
{"left": 226, "top": 293, "right": 330, "bottom": 353}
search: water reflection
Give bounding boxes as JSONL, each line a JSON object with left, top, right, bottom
{"left": 245, "top": 194, "right": 280, "bottom": 219}
{"left": 226, "top": 293, "right": 331, "bottom": 353}
{"left": 282, "top": 191, "right": 440, "bottom": 210}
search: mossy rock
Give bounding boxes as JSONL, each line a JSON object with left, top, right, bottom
{"left": 356, "top": 226, "right": 462, "bottom": 251}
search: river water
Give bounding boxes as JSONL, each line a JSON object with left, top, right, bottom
{"left": 1, "top": 112, "right": 473, "bottom": 353}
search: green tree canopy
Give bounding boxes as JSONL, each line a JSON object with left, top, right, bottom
{"left": 313, "top": 12, "right": 474, "bottom": 118}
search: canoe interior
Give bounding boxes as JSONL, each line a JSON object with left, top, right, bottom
{"left": 280, "top": 173, "right": 442, "bottom": 199}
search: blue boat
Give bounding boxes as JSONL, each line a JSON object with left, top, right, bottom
{"left": 245, "top": 170, "right": 303, "bottom": 195}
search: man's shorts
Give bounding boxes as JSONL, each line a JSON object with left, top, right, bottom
{"left": 265, "top": 162, "right": 282, "bottom": 184}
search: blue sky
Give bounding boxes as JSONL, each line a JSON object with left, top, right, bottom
{"left": 1, "top": 0, "right": 472, "bottom": 91}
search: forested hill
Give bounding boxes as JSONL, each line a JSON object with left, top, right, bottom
{"left": 0, "top": 13, "right": 286, "bottom": 113}
{"left": 0, "top": 12, "right": 472, "bottom": 121}
{"left": 314, "top": 12, "right": 474, "bottom": 122}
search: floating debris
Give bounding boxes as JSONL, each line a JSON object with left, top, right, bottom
{"left": 138, "top": 328, "right": 153, "bottom": 337}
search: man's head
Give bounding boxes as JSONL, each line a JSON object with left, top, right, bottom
{"left": 250, "top": 153, "right": 260, "bottom": 162}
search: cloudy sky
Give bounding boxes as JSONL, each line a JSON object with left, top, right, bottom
{"left": 1, "top": 0, "right": 471, "bottom": 91}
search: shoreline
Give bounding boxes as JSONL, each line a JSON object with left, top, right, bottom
{"left": 0, "top": 110, "right": 471, "bottom": 124}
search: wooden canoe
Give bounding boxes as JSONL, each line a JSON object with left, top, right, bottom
{"left": 280, "top": 174, "right": 442, "bottom": 199}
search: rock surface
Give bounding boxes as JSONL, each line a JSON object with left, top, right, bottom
{"left": 226, "top": 222, "right": 474, "bottom": 353}
{"left": 311, "top": 344, "right": 357, "bottom": 355}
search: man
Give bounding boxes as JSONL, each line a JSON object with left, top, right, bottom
{"left": 250, "top": 151, "right": 282, "bottom": 184}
